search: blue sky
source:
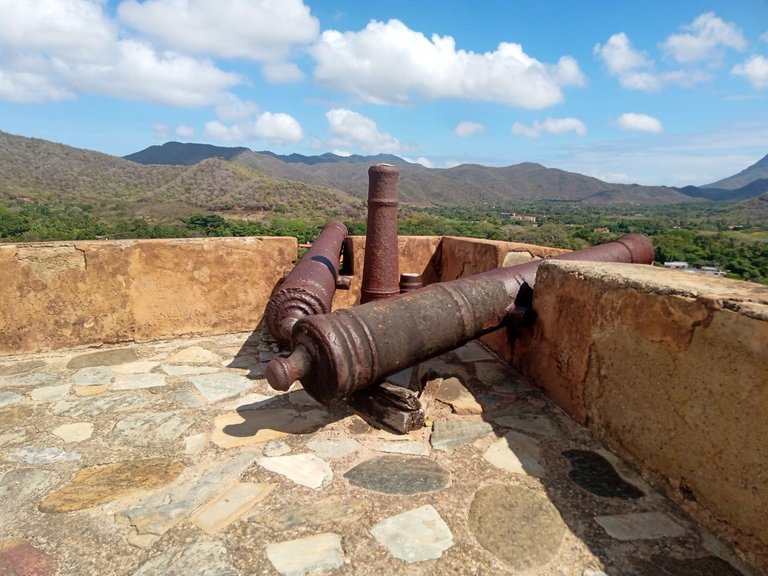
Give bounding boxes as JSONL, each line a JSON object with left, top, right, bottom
{"left": 1, "top": 0, "right": 767, "bottom": 186}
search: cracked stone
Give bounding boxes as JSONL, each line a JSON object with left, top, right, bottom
{"left": 484, "top": 430, "right": 545, "bottom": 477}
{"left": 8, "top": 446, "right": 81, "bottom": 465}
{"left": 190, "top": 482, "right": 275, "bottom": 534}
{"left": 39, "top": 458, "right": 183, "bottom": 513}
{"left": 72, "top": 367, "right": 113, "bottom": 387}
{"left": 0, "top": 374, "right": 60, "bottom": 388}
{"left": 258, "top": 453, "right": 332, "bottom": 489}
{"left": 52, "top": 422, "right": 94, "bottom": 443}
{"left": 435, "top": 377, "right": 483, "bottom": 415}
{"left": 430, "top": 420, "right": 493, "bottom": 452}
{"left": 266, "top": 533, "right": 344, "bottom": 576}
{"left": 112, "top": 373, "right": 167, "bottom": 390}
{"left": 29, "top": 384, "right": 70, "bottom": 402}
{"left": 0, "top": 391, "right": 22, "bottom": 408}
{"left": 263, "top": 440, "right": 291, "bottom": 457}
{"left": 121, "top": 451, "right": 258, "bottom": 547}
{"left": 370, "top": 504, "right": 453, "bottom": 563}
{"left": 188, "top": 373, "right": 252, "bottom": 402}
{"left": 113, "top": 412, "right": 192, "bottom": 446}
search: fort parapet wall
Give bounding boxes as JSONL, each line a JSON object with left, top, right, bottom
{"left": 1, "top": 235, "right": 767, "bottom": 568}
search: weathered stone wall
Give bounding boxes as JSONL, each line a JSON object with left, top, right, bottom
{"left": 509, "top": 260, "right": 768, "bottom": 567}
{"left": 331, "top": 235, "right": 442, "bottom": 310}
{"left": 0, "top": 237, "right": 297, "bottom": 355}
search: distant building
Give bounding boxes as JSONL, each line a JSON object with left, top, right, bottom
{"left": 501, "top": 212, "right": 537, "bottom": 223}
{"left": 664, "top": 262, "right": 726, "bottom": 276}
{"left": 664, "top": 261, "right": 689, "bottom": 269}
{"left": 593, "top": 227, "right": 610, "bottom": 234}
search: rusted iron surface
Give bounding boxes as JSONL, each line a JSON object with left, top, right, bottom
{"left": 399, "top": 272, "right": 423, "bottom": 293}
{"left": 266, "top": 234, "right": 654, "bottom": 406}
{"left": 264, "top": 220, "right": 350, "bottom": 346}
{"left": 360, "top": 164, "right": 400, "bottom": 304}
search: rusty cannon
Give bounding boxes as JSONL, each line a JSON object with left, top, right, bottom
{"left": 264, "top": 220, "right": 352, "bottom": 347}
{"left": 266, "top": 233, "right": 654, "bottom": 407}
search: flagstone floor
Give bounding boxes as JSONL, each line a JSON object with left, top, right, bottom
{"left": 0, "top": 331, "right": 755, "bottom": 576}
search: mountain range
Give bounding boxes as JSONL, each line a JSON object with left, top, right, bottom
{"left": 2, "top": 130, "right": 767, "bottom": 223}
{"left": 126, "top": 141, "right": 768, "bottom": 207}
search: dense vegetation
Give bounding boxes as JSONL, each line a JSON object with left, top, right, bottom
{"left": 2, "top": 200, "right": 766, "bottom": 284}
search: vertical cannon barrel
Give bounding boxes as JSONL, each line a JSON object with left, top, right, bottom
{"left": 264, "top": 221, "right": 349, "bottom": 347}
{"left": 266, "top": 234, "right": 654, "bottom": 406}
{"left": 360, "top": 164, "right": 400, "bottom": 304}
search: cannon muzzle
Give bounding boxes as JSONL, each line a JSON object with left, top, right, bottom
{"left": 264, "top": 220, "right": 350, "bottom": 346}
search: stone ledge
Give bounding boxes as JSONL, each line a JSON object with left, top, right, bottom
{"left": 509, "top": 260, "right": 768, "bottom": 569}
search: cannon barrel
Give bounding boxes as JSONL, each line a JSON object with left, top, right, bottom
{"left": 266, "top": 233, "right": 654, "bottom": 406}
{"left": 360, "top": 163, "right": 400, "bottom": 304}
{"left": 264, "top": 220, "right": 349, "bottom": 346}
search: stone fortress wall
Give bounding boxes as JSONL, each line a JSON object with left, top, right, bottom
{"left": 1, "top": 235, "right": 766, "bottom": 567}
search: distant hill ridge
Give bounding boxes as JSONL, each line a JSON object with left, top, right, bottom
{"left": 704, "top": 153, "right": 768, "bottom": 190}
{"left": 2, "top": 130, "right": 767, "bottom": 227}
{"left": 0, "top": 131, "right": 364, "bottom": 221}
{"left": 124, "top": 141, "right": 696, "bottom": 205}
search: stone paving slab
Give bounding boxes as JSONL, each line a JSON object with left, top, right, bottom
{"left": 0, "top": 332, "right": 756, "bottom": 576}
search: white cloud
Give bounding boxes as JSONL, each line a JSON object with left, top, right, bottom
{"left": 593, "top": 33, "right": 652, "bottom": 75}
{"left": 511, "top": 117, "right": 587, "bottom": 138}
{"left": 0, "top": 1, "right": 244, "bottom": 105}
{"left": 732, "top": 54, "right": 768, "bottom": 89}
{"left": 215, "top": 94, "right": 259, "bottom": 122}
{"left": 403, "top": 156, "right": 434, "bottom": 168}
{"left": 253, "top": 112, "right": 303, "bottom": 142}
{"left": 661, "top": 12, "right": 746, "bottom": 64}
{"left": 0, "top": 0, "right": 116, "bottom": 62}
{"left": 617, "top": 113, "right": 663, "bottom": 133}
{"left": 118, "top": 0, "right": 318, "bottom": 79}
{"left": 453, "top": 121, "right": 486, "bottom": 138}
{"left": 205, "top": 111, "right": 303, "bottom": 143}
{"left": 75, "top": 40, "right": 242, "bottom": 106}
{"left": 595, "top": 31, "right": 711, "bottom": 91}
{"left": 311, "top": 19, "right": 585, "bottom": 108}
{"left": 326, "top": 108, "right": 404, "bottom": 153}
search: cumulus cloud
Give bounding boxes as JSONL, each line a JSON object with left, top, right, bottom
{"left": 311, "top": 19, "right": 585, "bottom": 108}
{"left": 326, "top": 108, "right": 404, "bottom": 153}
{"left": 593, "top": 32, "right": 652, "bottom": 75}
{"left": 205, "top": 111, "right": 303, "bottom": 143}
{"left": 732, "top": 55, "right": 768, "bottom": 89}
{"left": 0, "top": 0, "right": 116, "bottom": 63}
{"left": 661, "top": 12, "right": 746, "bottom": 64}
{"left": 617, "top": 113, "right": 663, "bottom": 133}
{"left": 595, "top": 31, "right": 710, "bottom": 91}
{"left": 511, "top": 117, "right": 587, "bottom": 138}
{"left": 0, "top": 0, "right": 246, "bottom": 105}
{"left": 453, "top": 121, "right": 486, "bottom": 138}
{"left": 118, "top": 0, "right": 318, "bottom": 80}
{"left": 215, "top": 94, "right": 260, "bottom": 122}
